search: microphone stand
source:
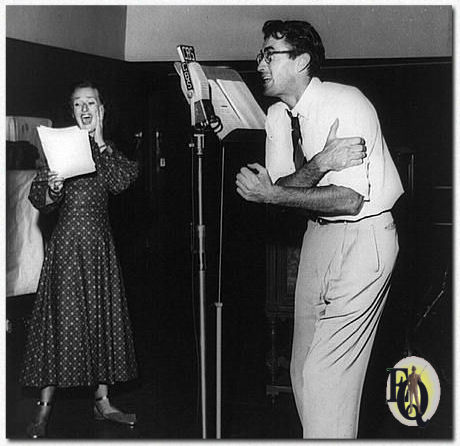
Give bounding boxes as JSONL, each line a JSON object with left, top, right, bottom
{"left": 215, "top": 141, "right": 225, "bottom": 439}
{"left": 175, "top": 47, "right": 227, "bottom": 438}
{"left": 190, "top": 129, "right": 207, "bottom": 439}
{"left": 190, "top": 121, "right": 224, "bottom": 440}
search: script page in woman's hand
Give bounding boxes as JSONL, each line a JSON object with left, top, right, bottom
{"left": 37, "top": 125, "right": 95, "bottom": 178}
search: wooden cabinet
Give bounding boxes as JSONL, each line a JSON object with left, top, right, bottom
{"left": 265, "top": 209, "right": 306, "bottom": 397}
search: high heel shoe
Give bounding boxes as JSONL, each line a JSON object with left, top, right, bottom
{"left": 26, "top": 400, "right": 52, "bottom": 439}
{"left": 94, "top": 395, "right": 137, "bottom": 426}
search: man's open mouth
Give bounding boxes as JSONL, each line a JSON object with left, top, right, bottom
{"left": 261, "top": 75, "right": 272, "bottom": 86}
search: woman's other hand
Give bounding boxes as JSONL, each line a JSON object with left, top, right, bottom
{"left": 47, "top": 171, "right": 65, "bottom": 195}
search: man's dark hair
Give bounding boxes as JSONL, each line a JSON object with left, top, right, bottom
{"left": 262, "top": 20, "right": 325, "bottom": 76}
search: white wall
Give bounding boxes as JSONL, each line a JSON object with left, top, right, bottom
{"left": 125, "top": 4, "right": 452, "bottom": 61}
{"left": 5, "top": 5, "right": 452, "bottom": 62}
{"left": 6, "top": 5, "right": 127, "bottom": 60}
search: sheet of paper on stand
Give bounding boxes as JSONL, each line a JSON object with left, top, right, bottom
{"left": 207, "top": 79, "right": 242, "bottom": 135}
{"left": 202, "top": 65, "right": 266, "bottom": 139}
{"left": 216, "top": 79, "right": 266, "bottom": 131}
{"left": 37, "top": 125, "right": 96, "bottom": 179}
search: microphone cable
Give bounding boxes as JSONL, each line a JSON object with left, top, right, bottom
{"left": 188, "top": 133, "right": 202, "bottom": 426}
{"left": 210, "top": 115, "right": 223, "bottom": 134}
{"left": 194, "top": 114, "right": 223, "bottom": 134}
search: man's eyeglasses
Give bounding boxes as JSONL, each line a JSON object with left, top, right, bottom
{"left": 256, "top": 49, "right": 296, "bottom": 65}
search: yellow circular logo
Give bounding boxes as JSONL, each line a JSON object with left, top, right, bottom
{"left": 386, "top": 356, "right": 441, "bottom": 427}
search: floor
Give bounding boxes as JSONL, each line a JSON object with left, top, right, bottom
{"left": 6, "top": 284, "right": 452, "bottom": 440}
{"left": 6, "top": 373, "right": 453, "bottom": 440}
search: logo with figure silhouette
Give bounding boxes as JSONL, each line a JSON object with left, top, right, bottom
{"left": 386, "top": 356, "right": 441, "bottom": 427}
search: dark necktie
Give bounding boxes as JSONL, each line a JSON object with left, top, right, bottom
{"left": 287, "top": 110, "right": 305, "bottom": 170}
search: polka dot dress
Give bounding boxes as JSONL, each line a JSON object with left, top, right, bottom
{"left": 20, "top": 139, "right": 138, "bottom": 388}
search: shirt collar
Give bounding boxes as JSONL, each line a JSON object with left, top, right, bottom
{"left": 290, "top": 77, "right": 322, "bottom": 118}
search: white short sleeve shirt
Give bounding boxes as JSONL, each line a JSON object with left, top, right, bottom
{"left": 265, "top": 77, "right": 404, "bottom": 220}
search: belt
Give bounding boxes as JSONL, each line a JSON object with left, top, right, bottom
{"left": 311, "top": 217, "right": 352, "bottom": 225}
{"left": 311, "top": 211, "right": 391, "bottom": 226}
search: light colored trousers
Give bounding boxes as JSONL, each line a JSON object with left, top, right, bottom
{"left": 290, "top": 211, "right": 399, "bottom": 439}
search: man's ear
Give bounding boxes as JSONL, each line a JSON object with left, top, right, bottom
{"left": 297, "top": 52, "right": 311, "bottom": 74}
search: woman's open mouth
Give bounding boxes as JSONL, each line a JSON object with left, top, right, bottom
{"left": 80, "top": 114, "right": 93, "bottom": 126}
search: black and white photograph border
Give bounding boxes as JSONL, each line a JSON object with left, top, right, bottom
{"left": 1, "top": 0, "right": 457, "bottom": 442}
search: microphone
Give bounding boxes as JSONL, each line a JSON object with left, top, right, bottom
{"left": 176, "top": 45, "right": 219, "bottom": 130}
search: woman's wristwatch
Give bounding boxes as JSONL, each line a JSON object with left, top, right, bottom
{"left": 98, "top": 142, "right": 113, "bottom": 154}
{"left": 48, "top": 186, "right": 63, "bottom": 200}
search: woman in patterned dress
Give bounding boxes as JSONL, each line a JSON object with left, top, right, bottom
{"left": 21, "top": 81, "right": 139, "bottom": 438}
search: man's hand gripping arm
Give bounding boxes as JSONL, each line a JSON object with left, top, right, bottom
{"left": 275, "top": 118, "right": 367, "bottom": 188}
{"left": 236, "top": 119, "right": 366, "bottom": 216}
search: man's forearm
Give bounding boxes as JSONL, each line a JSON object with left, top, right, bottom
{"left": 267, "top": 184, "right": 363, "bottom": 216}
{"left": 275, "top": 156, "right": 326, "bottom": 188}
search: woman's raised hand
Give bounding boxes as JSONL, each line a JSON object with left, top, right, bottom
{"left": 94, "top": 104, "right": 105, "bottom": 148}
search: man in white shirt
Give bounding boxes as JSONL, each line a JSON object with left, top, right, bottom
{"left": 236, "top": 20, "right": 403, "bottom": 438}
